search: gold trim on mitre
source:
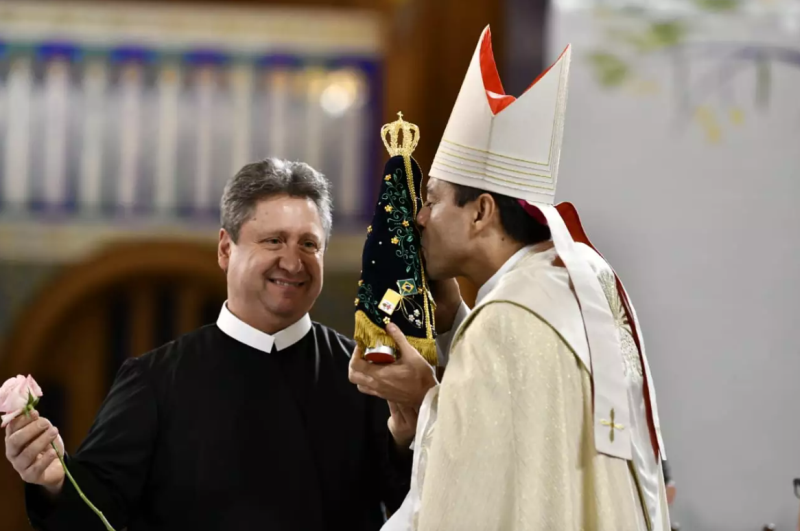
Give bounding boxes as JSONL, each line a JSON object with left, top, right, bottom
{"left": 381, "top": 111, "right": 420, "bottom": 158}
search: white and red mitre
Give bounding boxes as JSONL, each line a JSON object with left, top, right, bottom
{"left": 431, "top": 26, "right": 569, "bottom": 206}
{"left": 430, "top": 26, "right": 665, "bottom": 462}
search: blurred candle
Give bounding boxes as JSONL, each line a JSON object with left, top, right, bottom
{"left": 3, "top": 57, "right": 32, "bottom": 209}
{"left": 44, "top": 58, "right": 69, "bottom": 208}
{"left": 267, "top": 69, "right": 288, "bottom": 158}
{"left": 193, "top": 66, "right": 214, "bottom": 212}
{"left": 304, "top": 67, "right": 325, "bottom": 171}
{"left": 230, "top": 63, "right": 253, "bottom": 176}
{"left": 79, "top": 60, "right": 107, "bottom": 212}
{"left": 118, "top": 63, "right": 142, "bottom": 212}
{"left": 337, "top": 70, "right": 364, "bottom": 219}
{"left": 155, "top": 63, "right": 179, "bottom": 214}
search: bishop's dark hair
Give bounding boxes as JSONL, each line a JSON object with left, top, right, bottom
{"left": 450, "top": 183, "right": 551, "bottom": 246}
{"left": 220, "top": 157, "right": 333, "bottom": 244}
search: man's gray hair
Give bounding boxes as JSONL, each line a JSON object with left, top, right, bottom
{"left": 220, "top": 158, "right": 333, "bottom": 244}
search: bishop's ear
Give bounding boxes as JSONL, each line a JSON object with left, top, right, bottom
{"left": 472, "top": 193, "right": 499, "bottom": 231}
{"left": 218, "top": 229, "right": 232, "bottom": 273}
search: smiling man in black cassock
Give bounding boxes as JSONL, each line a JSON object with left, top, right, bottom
{"left": 3, "top": 158, "right": 413, "bottom": 530}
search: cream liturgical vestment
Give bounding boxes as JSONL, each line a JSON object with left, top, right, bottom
{"left": 383, "top": 244, "right": 670, "bottom": 531}
{"left": 382, "top": 22, "right": 670, "bottom": 531}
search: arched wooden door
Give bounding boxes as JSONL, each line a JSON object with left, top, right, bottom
{"left": 0, "top": 240, "right": 226, "bottom": 531}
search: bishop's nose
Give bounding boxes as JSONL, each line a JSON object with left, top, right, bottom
{"left": 415, "top": 209, "right": 428, "bottom": 230}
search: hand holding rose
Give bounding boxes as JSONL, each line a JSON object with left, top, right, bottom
{"left": 1, "top": 375, "right": 116, "bottom": 531}
{"left": 2, "top": 375, "right": 65, "bottom": 492}
{"left": 5, "top": 409, "right": 65, "bottom": 493}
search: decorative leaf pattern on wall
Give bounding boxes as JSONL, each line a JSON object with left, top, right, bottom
{"left": 585, "top": 0, "right": 800, "bottom": 142}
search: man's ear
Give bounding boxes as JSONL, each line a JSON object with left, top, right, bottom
{"left": 218, "top": 229, "right": 232, "bottom": 274}
{"left": 473, "top": 193, "right": 498, "bottom": 231}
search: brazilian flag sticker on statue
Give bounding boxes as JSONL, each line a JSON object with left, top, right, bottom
{"left": 354, "top": 113, "right": 437, "bottom": 365}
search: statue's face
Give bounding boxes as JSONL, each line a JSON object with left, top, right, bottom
{"left": 219, "top": 195, "right": 325, "bottom": 328}
{"left": 416, "top": 179, "right": 473, "bottom": 281}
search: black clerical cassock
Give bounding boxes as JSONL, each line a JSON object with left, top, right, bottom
{"left": 25, "top": 306, "right": 412, "bottom": 530}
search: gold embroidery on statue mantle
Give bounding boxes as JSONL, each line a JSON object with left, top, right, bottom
{"left": 353, "top": 112, "right": 437, "bottom": 364}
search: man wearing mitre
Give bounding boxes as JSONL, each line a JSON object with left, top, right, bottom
{"left": 349, "top": 26, "right": 671, "bottom": 531}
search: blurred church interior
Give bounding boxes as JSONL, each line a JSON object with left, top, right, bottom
{"left": 0, "top": 1, "right": 519, "bottom": 527}
{"left": 0, "top": 0, "right": 798, "bottom": 530}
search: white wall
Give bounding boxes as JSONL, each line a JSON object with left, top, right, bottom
{"left": 550, "top": 4, "right": 800, "bottom": 530}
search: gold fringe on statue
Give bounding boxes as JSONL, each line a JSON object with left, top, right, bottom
{"left": 355, "top": 310, "right": 438, "bottom": 366}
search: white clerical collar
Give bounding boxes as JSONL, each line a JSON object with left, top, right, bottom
{"left": 476, "top": 245, "right": 535, "bottom": 306}
{"left": 216, "top": 302, "right": 312, "bottom": 353}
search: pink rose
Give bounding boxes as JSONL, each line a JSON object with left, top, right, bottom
{"left": 0, "top": 374, "right": 43, "bottom": 428}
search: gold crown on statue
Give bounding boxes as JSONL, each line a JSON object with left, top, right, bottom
{"left": 381, "top": 112, "right": 420, "bottom": 157}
